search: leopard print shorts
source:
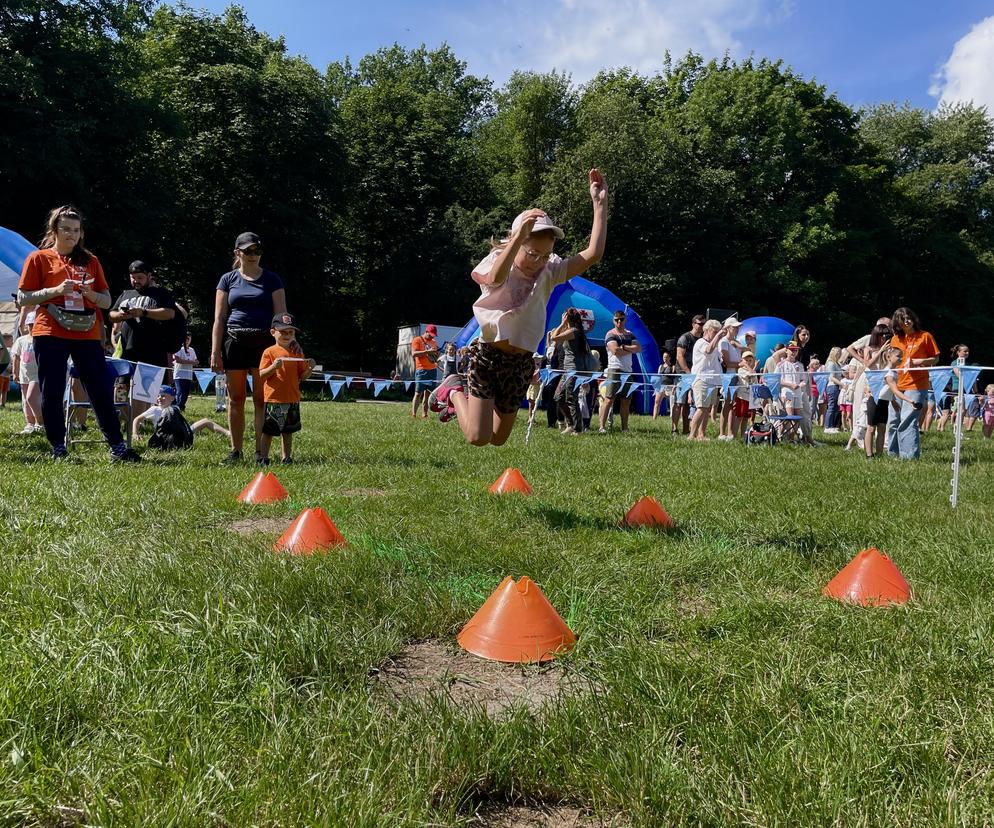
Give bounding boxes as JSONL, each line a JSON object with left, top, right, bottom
{"left": 466, "top": 342, "right": 535, "bottom": 415}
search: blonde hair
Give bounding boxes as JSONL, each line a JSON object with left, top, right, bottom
{"left": 827, "top": 346, "right": 843, "bottom": 364}
{"left": 985, "top": 384, "right": 994, "bottom": 395}
{"left": 702, "top": 319, "right": 722, "bottom": 333}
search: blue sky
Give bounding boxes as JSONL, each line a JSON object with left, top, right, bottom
{"left": 193, "top": 0, "right": 994, "bottom": 112}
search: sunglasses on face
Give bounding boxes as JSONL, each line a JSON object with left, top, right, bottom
{"left": 240, "top": 246, "right": 263, "bottom": 257}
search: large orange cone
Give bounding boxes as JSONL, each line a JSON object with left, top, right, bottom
{"left": 457, "top": 576, "right": 576, "bottom": 663}
{"left": 822, "top": 547, "right": 910, "bottom": 606}
{"left": 237, "top": 471, "right": 289, "bottom": 504}
{"left": 274, "top": 507, "right": 347, "bottom": 554}
{"left": 489, "top": 467, "right": 533, "bottom": 495}
{"left": 622, "top": 496, "right": 675, "bottom": 529}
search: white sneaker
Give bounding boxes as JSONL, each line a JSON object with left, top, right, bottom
{"left": 823, "top": 427, "right": 839, "bottom": 434}
{"left": 17, "top": 425, "right": 35, "bottom": 435}
{"left": 561, "top": 426, "right": 575, "bottom": 435}
{"left": 598, "top": 427, "right": 607, "bottom": 434}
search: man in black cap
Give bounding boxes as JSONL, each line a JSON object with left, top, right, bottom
{"left": 109, "top": 260, "right": 178, "bottom": 416}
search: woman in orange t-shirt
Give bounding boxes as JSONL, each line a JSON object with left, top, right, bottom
{"left": 886, "top": 306, "right": 938, "bottom": 460}
{"left": 17, "top": 205, "right": 139, "bottom": 462}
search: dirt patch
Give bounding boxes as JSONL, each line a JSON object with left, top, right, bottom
{"left": 227, "top": 517, "right": 287, "bottom": 535}
{"left": 676, "top": 593, "right": 715, "bottom": 619}
{"left": 371, "top": 640, "right": 588, "bottom": 716}
{"left": 471, "top": 804, "right": 627, "bottom": 827}
{"left": 341, "top": 487, "right": 388, "bottom": 497}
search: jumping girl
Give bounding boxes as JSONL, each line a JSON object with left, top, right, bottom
{"left": 431, "top": 169, "right": 608, "bottom": 446}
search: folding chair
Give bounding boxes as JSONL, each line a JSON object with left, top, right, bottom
{"left": 758, "top": 382, "right": 803, "bottom": 444}
{"left": 65, "top": 358, "right": 135, "bottom": 452}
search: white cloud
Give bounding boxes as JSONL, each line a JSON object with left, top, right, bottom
{"left": 930, "top": 15, "right": 994, "bottom": 114}
{"left": 452, "top": 0, "right": 791, "bottom": 85}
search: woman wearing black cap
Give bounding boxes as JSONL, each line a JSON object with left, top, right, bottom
{"left": 211, "top": 232, "right": 288, "bottom": 464}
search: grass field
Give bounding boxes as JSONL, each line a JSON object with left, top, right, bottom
{"left": 2, "top": 397, "right": 993, "bottom": 826}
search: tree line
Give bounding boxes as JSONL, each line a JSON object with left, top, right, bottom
{"left": 3, "top": 1, "right": 992, "bottom": 368}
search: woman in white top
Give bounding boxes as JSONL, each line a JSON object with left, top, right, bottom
{"left": 689, "top": 319, "right": 727, "bottom": 441}
{"left": 718, "top": 316, "right": 744, "bottom": 440}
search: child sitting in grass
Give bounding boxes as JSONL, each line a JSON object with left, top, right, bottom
{"left": 132, "top": 385, "right": 229, "bottom": 449}
{"left": 257, "top": 313, "right": 316, "bottom": 465}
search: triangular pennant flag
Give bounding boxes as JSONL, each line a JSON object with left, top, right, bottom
{"left": 764, "top": 374, "right": 781, "bottom": 399}
{"left": 131, "top": 362, "right": 165, "bottom": 404}
{"left": 813, "top": 373, "right": 829, "bottom": 396}
{"left": 930, "top": 368, "right": 952, "bottom": 396}
{"left": 329, "top": 381, "right": 345, "bottom": 399}
{"left": 958, "top": 366, "right": 982, "bottom": 394}
{"left": 404, "top": 380, "right": 413, "bottom": 391}
{"left": 194, "top": 370, "right": 215, "bottom": 393}
{"left": 626, "top": 382, "right": 639, "bottom": 397}
{"left": 865, "top": 370, "right": 887, "bottom": 402}
{"left": 344, "top": 376, "right": 354, "bottom": 388}
{"left": 720, "top": 372, "right": 735, "bottom": 399}
{"left": 620, "top": 372, "right": 631, "bottom": 387}
{"left": 677, "top": 374, "right": 694, "bottom": 397}
{"left": 246, "top": 374, "right": 253, "bottom": 392}
{"left": 566, "top": 371, "right": 577, "bottom": 379}
{"left": 373, "top": 380, "right": 390, "bottom": 397}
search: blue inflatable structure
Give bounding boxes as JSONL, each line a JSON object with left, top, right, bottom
{"left": 0, "top": 226, "right": 35, "bottom": 300}
{"left": 454, "top": 276, "right": 662, "bottom": 412}
{"left": 738, "top": 315, "right": 795, "bottom": 362}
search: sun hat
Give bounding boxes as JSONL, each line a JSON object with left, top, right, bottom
{"left": 742, "top": 350, "right": 755, "bottom": 359}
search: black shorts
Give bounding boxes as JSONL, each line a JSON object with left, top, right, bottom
{"left": 866, "top": 396, "right": 891, "bottom": 426}
{"left": 263, "top": 402, "right": 301, "bottom": 436}
{"left": 223, "top": 328, "right": 272, "bottom": 371}
{"left": 466, "top": 342, "right": 534, "bottom": 415}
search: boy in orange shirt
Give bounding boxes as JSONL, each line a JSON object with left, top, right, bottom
{"left": 257, "top": 313, "right": 315, "bottom": 465}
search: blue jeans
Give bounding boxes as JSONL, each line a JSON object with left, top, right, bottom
{"left": 887, "top": 389, "right": 927, "bottom": 459}
{"left": 175, "top": 377, "right": 193, "bottom": 410}
{"left": 825, "top": 384, "right": 840, "bottom": 428}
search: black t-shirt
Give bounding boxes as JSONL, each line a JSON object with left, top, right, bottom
{"left": 112, "top": 286, "right": 177, "bottom": 358}
{"left": 676, "top": 331, "right": 700, "bottom": 370}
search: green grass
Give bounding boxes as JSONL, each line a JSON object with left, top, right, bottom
{"left": 2, "top": 398, "right": 993, "bottom": 826}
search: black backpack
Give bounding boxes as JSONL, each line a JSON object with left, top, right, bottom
{"left": 148, "top": 405, "right": 194, "bottom": 450}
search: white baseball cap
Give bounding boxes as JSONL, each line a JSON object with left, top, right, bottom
{"left": 509, "top": 210, "right": 564, "bottom": 240}
{"left": 723, "top": 316, "right": 742, "bottom": 328}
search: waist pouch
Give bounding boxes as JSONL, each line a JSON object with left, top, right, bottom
{"left": 45, "top": 304, "right": 96, "bottom": 332}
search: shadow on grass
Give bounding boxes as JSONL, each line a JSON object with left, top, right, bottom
{"left": 526, "top": 504, "right": 615, "bottom": 532}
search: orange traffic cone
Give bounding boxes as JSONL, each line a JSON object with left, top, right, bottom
{"left": 822, "top": 547, "right": 910, "bottom": 606}
{"left": 237, "top": 471, "right": 289, "bottom": 504}
{"left": 274, "top": 507, "right": 347, "bottom": 554}
{"left": 457, "top": 576, "right": 576, "bottom": 663}
{"left": 622, "top": 496, "right": 675, "bottom": 529}
{"left": 489, "top": 468, "right": 533, "bottom": 495}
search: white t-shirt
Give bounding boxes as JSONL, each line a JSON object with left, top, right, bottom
{"left": 720, "top": 338, "right": 743, "bottom": 366}
{"left": 691, "top": 338, "right": 722, "bottom": 384}
{"left": 173, "top": 346, "right": 197, "bottom": 380}
{"left": 136, "top": 404, "right": 168, "bottom": 427}
{"left": 10, "top": 335, "right": 38, "bottom": 383}
{"left": 472, "top": 250, "right": 570, "bottom": 352}
{"left": 777, "top": 360, "right": 805, "bottom": 388}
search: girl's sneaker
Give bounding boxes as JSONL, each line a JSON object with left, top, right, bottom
{"left": 428, "top": 374, "right": 464, "bottom": 412}
{"left": 438, "top": 404, "right": 457, "bottom": 423}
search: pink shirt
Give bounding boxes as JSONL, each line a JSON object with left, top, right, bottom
{"left": 472, "top": 250, "right": 569, "bottom": 352}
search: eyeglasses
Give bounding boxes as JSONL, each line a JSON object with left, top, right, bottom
{"left": 240, "top": 246, "right": 263, "bottom": 257}
{"left": 521, "top": 247, "right": 551, "bottom": 263}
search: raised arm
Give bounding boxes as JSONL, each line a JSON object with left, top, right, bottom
{"left": 566, "top": 170, "right": 608, "bottom": 279}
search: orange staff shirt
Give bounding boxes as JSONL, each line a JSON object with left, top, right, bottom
{"left": 890, "top": 331, "right": 939, "bottom": 391}
{"left": 18, "top": 249, "right": 108, "bottom": 341}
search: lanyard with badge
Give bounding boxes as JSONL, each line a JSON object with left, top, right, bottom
{"left": 60, "top": 255, "right": 90, "bottom": 312}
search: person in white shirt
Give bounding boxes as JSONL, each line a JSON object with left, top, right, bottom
{"left": 10, "top": 315, "right": 43, "bottom": 433}
{"left": 172, "top": 333, "right": 198, "bottom": 410}
{"left": 718, "top": 316, "right": 744, "bottom": 441}
{"left": 689, "top": 319, "right": 727, "bottom": 441}
{"left": 598, "top": 310, "right": 641, "bottom": 434}
{"left": 776, "top": 341, "right": 805, "bottom": 414}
